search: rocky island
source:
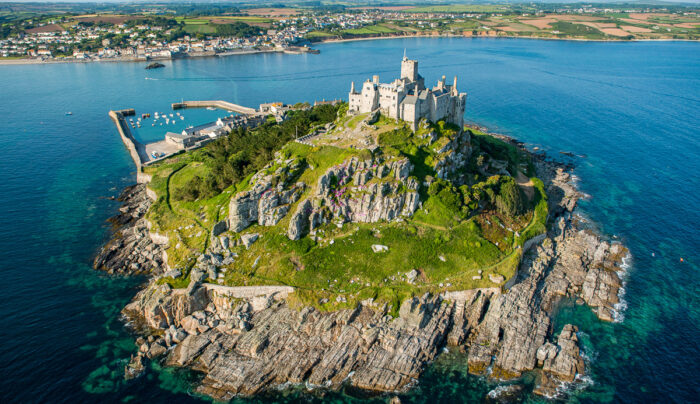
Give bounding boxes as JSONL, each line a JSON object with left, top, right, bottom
{"left": 145, "top": 62, "right": 165, "bottom": 70}
{"left": 97, "top": 59, "right": 628, "bottom": 401}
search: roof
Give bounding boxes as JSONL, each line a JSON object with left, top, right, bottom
{"left": 183, "top": 122, "right": 219, "bottom": 134}
{"left": 402, "top": 95, "right": 418, "bottom": 105}
{"left": 165, "top": 132, "right": 189, "bottom": 140}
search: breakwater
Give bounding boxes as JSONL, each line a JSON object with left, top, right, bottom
{"left": 108, "top": 109, "right": 151, "bottom": 183}
{"left": 171, "top": 100, "right": 257, "bottom": 115}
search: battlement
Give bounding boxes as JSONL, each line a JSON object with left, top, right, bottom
{"left": 348, "top": 55, "right": 467, "bottom": 130}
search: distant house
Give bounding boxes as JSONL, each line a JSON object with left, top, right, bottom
{"left": 259, "top": 102, "right": 284, "bottom": 114}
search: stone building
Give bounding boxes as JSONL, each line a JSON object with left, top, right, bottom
{"left": 348, "top": 54, "right": 467, "bottom": 129}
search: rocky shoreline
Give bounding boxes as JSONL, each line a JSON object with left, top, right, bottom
{"left": 94, "top": 184, "right": 164, "bottom": 275}
{"left": 96, "top": 141, "right": 627, "bottom": 401}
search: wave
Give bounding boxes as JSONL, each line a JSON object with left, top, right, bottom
{"left": 612, "top": 252, "right": 632, "bottom": 323}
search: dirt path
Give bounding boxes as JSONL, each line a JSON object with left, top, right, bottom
{"left": 516, "top": 171, "right": 535, "bottom": 201}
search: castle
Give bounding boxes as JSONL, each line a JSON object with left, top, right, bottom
{"left": 348, "top": 54, "right": 467, "bottom": 130}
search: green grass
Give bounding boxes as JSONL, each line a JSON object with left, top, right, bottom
{"left": 516, "top": 177, "right": 548, "bottom": 244}
{"left": 346, "top": 112, "right": 368, "bottom": 129}
{"left": 305, "top": 30, "right": 337, "bottom": 39}
{"left": 222, "top": 218, "right": 509, "bottom": 315}
{"left": 550, "top": 21, "right": 605, "bottom": 38}
{"left": 183, "top": 23, "right": 216, "bottom": 34}
{"left": 344, "top": 24, "right": 398, "bottom": 35}
{"left": 144, "top": 111, "right": 550, "bottom": 314}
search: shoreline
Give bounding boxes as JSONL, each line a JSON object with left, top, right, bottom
{"left": 99, "top": 120, "right": 628, "bottom": 400}
{"left": 0, "top": 48, "right": 285, "bottom": 66}
{"left": 3, "top": 34, "right": 697, "bottom": 66}
{"left": 315, "top": 32, "right": 700, "bottom": 44}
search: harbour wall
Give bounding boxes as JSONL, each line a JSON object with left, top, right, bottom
{"left": 171, "top": 100, "right": 257, "bottom": 115}
{"left": 109, "top": 109, "right": 150, "bottom": 184}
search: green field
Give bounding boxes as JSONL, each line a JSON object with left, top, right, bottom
{"left": 174, "top": 16, "right": 271, "bottom": 24}
{"left": 182, "top": 23, "right": 216, "bottom": 34}
{"left": 305, "top": 30, "right": 337, "bottom": 39}
{"left": 344, "top": 24, "right": 398, "bottom": 35}
{"left": 407, "top": 5, "right": 509, "bottom": 13}
{"left": 550, "top": 21, "right": 605, "bottom": 38}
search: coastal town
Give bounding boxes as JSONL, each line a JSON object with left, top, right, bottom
{"left": 1, "top": 3, "right": 698, "bottom": 62}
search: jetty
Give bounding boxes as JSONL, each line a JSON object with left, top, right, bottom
{"left": 171, "top": 100, "right": 256, "bottom": 115}
{"left": 108, "top": 109, "right": 152, "bottom": 183}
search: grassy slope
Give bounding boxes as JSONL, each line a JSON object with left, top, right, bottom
{"left": 144, "top": 115, "right": 548, "bottom": 314}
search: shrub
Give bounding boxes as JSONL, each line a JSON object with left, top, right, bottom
{"left": 495, "top": 177, "right": 524, "bottom": 216}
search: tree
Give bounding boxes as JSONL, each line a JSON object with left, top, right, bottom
{"left": 495, "top": 177, "right": 524, "bottom": 217}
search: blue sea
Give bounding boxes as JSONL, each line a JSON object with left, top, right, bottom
{"left": 1, "top": 38, "right": 698, "bottom": 403}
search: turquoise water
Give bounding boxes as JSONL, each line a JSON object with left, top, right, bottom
{"left": 1, "top": 38, "right": 698, "bottom": 403}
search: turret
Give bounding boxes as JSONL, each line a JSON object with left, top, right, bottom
{"left": 401, "top": 56, "right": 418, "bottom": 82}
{"left": 437, "top": 75, "right": 446, "bottom": 90}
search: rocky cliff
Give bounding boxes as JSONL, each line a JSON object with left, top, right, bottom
{"left": 226, "top": 151, "right": 421, "bottom": 240}
{"left": 288, "top": 155, "right": 420, "bottom": 240}
{"left": 116, "top": 156, "right": 627, "bottom": 400}
{"left": 228, "top": 157, "right": 306, "bottom": 232}
{"left": 431, "top": 129, "right": 472, "bottom": 182}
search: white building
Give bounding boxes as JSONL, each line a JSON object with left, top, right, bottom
{"left": 348, "top": 54, "right": 467, "bottom": 130}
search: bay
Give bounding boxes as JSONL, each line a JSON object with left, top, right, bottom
{"left": 0, "top": 37, "right": 698, "bottom": 403}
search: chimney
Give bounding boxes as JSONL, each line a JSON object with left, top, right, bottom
{"left": 372, "top": 75, "right": 379, "bottom": 84}
{"left": 350, "top": 81, "right": 355, "bottom": 93}
{"left": 452, "top": 76, "right": 458, "bottom": 96}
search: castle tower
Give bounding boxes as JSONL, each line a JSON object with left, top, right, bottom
{"left": 401, "top": 55, "right": 418, "bottom": 82}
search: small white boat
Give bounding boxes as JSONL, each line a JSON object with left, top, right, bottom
{"left": 206, "top": 107, "right": 216, "bottom": 111}
{"left": 65, "top": 112, "right": 72, "bottom": 116}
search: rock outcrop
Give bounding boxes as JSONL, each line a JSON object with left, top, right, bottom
{"left": 93, "top": 184, "right": 165, "bottom": 275}
{"left": 464, "top": 161, "right": 626, "bottom": 396}
{"left": 433, "top": 129, "right": 472, "bottom": 182}
{"left": 534, "top": 324, "right": 586, "bottom": 397}
{"left": 288, "top": 155, "right": 420, "bottom": 239}
{"left": 228, "top": 157, "right": 306, "bottom": 232}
